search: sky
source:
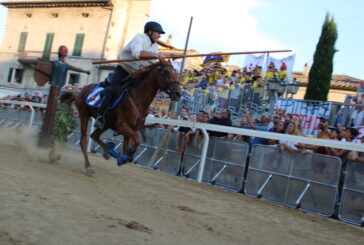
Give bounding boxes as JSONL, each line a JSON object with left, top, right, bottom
{"left": 0, "top": 0, "right": 363, "bottom": 79}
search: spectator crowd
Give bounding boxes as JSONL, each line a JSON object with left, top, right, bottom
{"left": 0, "top": 91, "right": 48, "bottom": 112}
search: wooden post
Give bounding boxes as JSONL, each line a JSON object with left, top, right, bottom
{"left": 39, "top": 86, "right": 60, "bottom": 147}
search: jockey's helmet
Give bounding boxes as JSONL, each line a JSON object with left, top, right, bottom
{"left": 144, "top": 21, "right": 165, "bottom": 34}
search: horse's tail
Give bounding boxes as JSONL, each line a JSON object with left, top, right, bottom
{"left": 60, "top": 91, "right": 78, "bottom": 106}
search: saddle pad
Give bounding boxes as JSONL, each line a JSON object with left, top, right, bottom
{"left": 86, "top": 85, "right": 126, "bottom": 109}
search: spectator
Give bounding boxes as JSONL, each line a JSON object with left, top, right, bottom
{"left": 267, "top": 120, "right": 286, "bottom": 145}
{"left": 279, "top": 122, "right": 300, "bottom": 153}
{"left": 284, "top": 113, "right": 293, "bottom": 127}
{"left": 348, "top": 137, "right": 364, "bottom": 163}
{"left": 174, "top": 108, "right": 191, "bottom": 151}
{"left": 268, "top": 113, "right": 281, "bottom": 131}
{"left": 208, "top": 109, "right": 232, "bottom": 137}
{"left": 348, "top": 99, "right": 364, "bottom": 127}
{"left": 244, "top": 108, "right": 270, "bottom": 146}
{"left": 198, "top": 75, "right": 209, "bottom": 89}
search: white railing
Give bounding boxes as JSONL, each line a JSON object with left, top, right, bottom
{"left": 0, "top": 100, "right": 46, "bottom": 126}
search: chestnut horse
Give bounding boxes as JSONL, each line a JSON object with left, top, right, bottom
{"left": 61, "top": 59, "right": 181, "bottom": 174}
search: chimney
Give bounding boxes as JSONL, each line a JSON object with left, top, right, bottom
{"left": 303, "top": 63, "right": 310, "bottom": 78}
{"left": 167, "top": 34, "right": 173, "bottom": 45}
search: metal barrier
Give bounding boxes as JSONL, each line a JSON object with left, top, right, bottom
{"left": 245, "top": 144, "right": 342, "bottom": 216}
{"left": 178, "top": 86, "right": 267, "bottom": 118}
{"left": 339, "top": 160, "right": 364, "bottom": 226}
{"left": 134, "top": 127, "right": 249, "bottom": 191}
{"left": 201, "top": 137, "right": 249, "bottom": 191}
{"left": 134, "top": 128, "right": 182, "bottom": 174}
{"left": 0, "top": 107, "right": 44, "bottom": 128}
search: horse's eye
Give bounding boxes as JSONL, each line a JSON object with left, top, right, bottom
{"left": 161, "top": 70, "right": 170, "bottom": 77}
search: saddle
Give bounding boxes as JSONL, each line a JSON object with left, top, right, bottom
{"left": 86, "top": 73, "right": 132, "bottom": 109}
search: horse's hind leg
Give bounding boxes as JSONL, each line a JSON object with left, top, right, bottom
{"left": 79, "top": 116, "right": 95, "bottom": 174}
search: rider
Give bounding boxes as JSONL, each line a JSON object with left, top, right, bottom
{"left": 94, "top": 21, "right": 177, "bottom": 129}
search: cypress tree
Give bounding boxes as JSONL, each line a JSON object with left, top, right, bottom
{"left": 304, "top": 14, "right": 338, "bottom": 101}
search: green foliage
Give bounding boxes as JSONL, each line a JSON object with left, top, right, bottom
{"left": 304, "top": 13, "right": 338, "bottom": 101}
{"left": 51, "top": 102, "right": 77, "bottom": 143}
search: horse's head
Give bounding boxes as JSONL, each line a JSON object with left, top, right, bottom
{"left": 155, "top": 59, "right": 181, "bottom": 101}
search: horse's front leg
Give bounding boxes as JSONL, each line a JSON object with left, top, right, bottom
{"left": 90, "top": 128, "right": 109, "bottom": 160}
{"left": 123, "top": 136, "right": 132, "bottom": 155}
{"left": 115, "top": 122, "right": 141, "bottom": 165}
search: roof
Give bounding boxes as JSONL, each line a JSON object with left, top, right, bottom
{"left": 0, "top": 0, "right": 112, "bottom": 8}
{"left": 291, "top": 72, "right": 364, "bottom": 91}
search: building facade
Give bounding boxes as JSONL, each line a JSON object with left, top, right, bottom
{"left": 0, "top": 0, "right": 152, "bottom": 90}
{"left": 291, "top": 63, "right": 363, "bottom": 102}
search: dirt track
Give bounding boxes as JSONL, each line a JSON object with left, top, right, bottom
{"left": 0, "top": 128, "right": 363, "bottom": 245}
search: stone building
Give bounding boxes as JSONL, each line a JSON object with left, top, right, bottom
{"left": 291, "top": 63, "right": 363, "bottom": 102}
{"left": 0, "top": 0, "right": 200, "bottom": 92}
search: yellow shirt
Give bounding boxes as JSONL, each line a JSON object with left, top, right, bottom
{"left": 279, "top": 70, "right": 287, "bottom": 80}
{"left": 265, "top": 71, "right": 274, "bottom": 81}
{"left": 218, "top": 87, "right": 230, "bottom": 99}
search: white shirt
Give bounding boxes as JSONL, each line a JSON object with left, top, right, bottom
{"left": 118, "top": 33, "right": 159, "bottom": 74}
{"left": 279, "top": 139, "right": 298, "bottom": 151}
{"left": 350, "top": 109, "right": 364, "bottom": 126}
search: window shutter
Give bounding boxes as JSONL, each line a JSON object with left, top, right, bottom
{"left": 7, "top": 68, "right": 13, "bottom": 82}
{"left": 18, "top": 32, "right": 28, "bottom": 51}
{"left": 42, "top": 33, "right": 54, "bottom": 59}
{"left": 72, "top": 33, "right": 85, "bottom": 56}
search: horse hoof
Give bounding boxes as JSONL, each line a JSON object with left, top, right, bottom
{"left": 86, "top": 168, "right": 96, "bottom": 175}
{"left": 117, "top": 155, "right": 129, "bottom": 166}
{"left": 103, "top": 152, "right": 110, "bottom": 160}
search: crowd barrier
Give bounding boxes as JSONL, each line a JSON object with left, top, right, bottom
{"left": 177, "top": 85, "right": 266, "bottom": 120}
{"left": 1, "top": 105, "right": 363, "bottom": 226}
{"left": 245, "top": 145, "right": 342, "bottom": 216}
{"left": 339, "top": 160, "right": 364, "bottom": 226}
{"left": 0, "top": 107, "right": 44, "bottom": 128}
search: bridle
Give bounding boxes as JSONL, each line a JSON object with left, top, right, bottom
{"left": 127, "top": 62, "right": 180, "bottom": 127}
{"left": 157, "top": 63, "right": 180, "bottom": 94}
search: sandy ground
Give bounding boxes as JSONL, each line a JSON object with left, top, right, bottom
{"left": 0, "top": 128, "right": 363, "bottom": 245}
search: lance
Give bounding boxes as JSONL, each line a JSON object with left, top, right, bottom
{"left": 92, "top": 49, "right": 292, "bottom": 65}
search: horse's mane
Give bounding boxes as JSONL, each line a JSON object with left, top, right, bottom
{"left": 132, "top": 61, "right": 165, "bottom": 82}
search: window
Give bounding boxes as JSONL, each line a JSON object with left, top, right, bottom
{"left": 72, "top": 33, "right": 85, "bottom": 56}
{"left": 82, "top": 13, "right": 89, "bottom": 18}
{"left": 7, "top": 68, "right": 13, "bottom": 83}
{"left": 25, "top": 13, "right": 32, "bottom": 18}
{"left": 51, "top": 13, "right": 59, "bottom": 18}
{"left": 42, "top": 33, "right": 54, "bottom": 59}
{"left": 68, "top": 73, "right": 80, "bottom": 87}
{"left": 18, "top": 32, "right": 28, "bottom": 52}
{"left": 7, "top": 68, "right": 24, "bottom": 84}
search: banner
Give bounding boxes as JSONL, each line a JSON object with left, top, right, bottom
{"left": 243, "top": 54, "right": 265, "bottom": 72}
{"left": 354, "top": 126, "right": 364, "bottom": 143}
{"left": 266, "top": 54, "right": 296, "bottom": 80}
{"left": 276, "top": 98, "right": 332, "bottom": 136}
{"left": 201, "top": 52, "right": 230, "bottom": 67}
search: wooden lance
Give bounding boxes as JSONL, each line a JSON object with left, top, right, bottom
{"left": 92, "top": 49, "right": 292, "bottom": 65}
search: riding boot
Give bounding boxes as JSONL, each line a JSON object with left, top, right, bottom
{"left": 94, "top": 97, "right": 112, "bottom": 129}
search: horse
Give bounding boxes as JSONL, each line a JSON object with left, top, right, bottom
{"left": 61, "top": 59, "right": 181, "bottom": 174}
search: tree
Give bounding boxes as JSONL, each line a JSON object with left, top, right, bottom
{"left": 304, "top": 14, "right": 338, "bottom": 101}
